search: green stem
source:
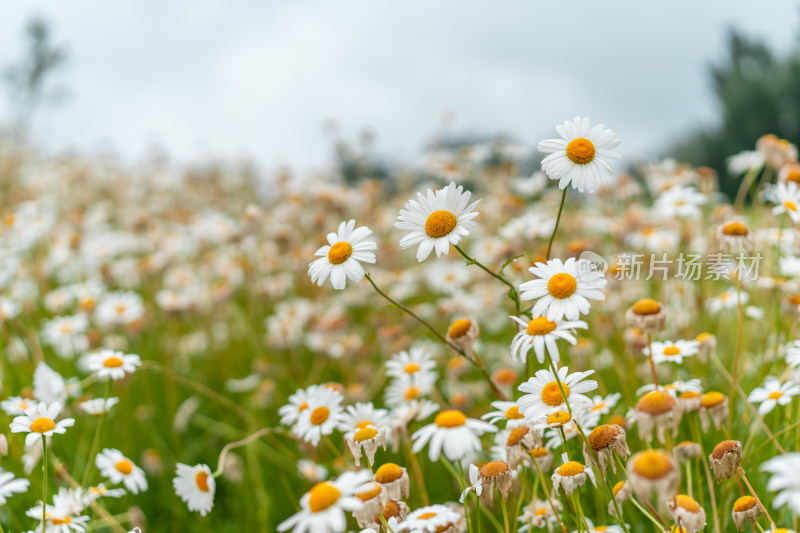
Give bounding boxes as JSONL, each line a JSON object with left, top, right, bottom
{"left": 82, "top": 378, "right": 111, "bottom": 488}
{"left": 532, "top": 456, "right": 568, "bottom": 533}
{"left": 547, "top": 188, "right": 568, "bottom": 260}
{"left": 364, "top": 272, "right": 506, "bottom": 401}
{"left": 42, "top": 435, "right": 47, "bottom": 533}
{"left": 454, "top": 244, "right": 521, "bottom": 315}
{"left": 501, "top": 498, "right": 510, "bottom": 533}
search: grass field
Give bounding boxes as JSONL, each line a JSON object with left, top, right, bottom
{"left": 0, "top": 121, "right": 799, "bottom": 533}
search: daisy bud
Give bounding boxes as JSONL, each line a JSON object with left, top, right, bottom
{"left": 0, "top": 434, "right": 7, "bottom": 456}
{"left": 732, "top": 495, "right": 762, "bottom": 531}
{"left": 709, "top": 440, "right": 742, "bottom": 482}
{"left": 505, "top": 426, "right": 541, "bottom": 470}
{"left": 626, "top": 298, "right": 667, "bottom": 334}
{"left": 478, "top": 460, "right": 513, "bottom": 506}
{"left": 530, "top": 446, "right": 554, "bottom": 472}
{"left": 667, "top": 494, "right": 706, "bottom": 533}
{"left": 695, "top": 332, "right": 716, "bottom": 363}
{"left": 672, "top": 441, "right": 703, "bottom": 462}
{"left": 445, "top": 318, "right": 479, "bottom": 354}
{"left": 635, "top": 391, "right": 680, "bottom": 444}
{"left": 608, "top": 480, "right": 633, "bottom": 516}
{"left": 352, "top": 482, "right": 388, "bottom": 528}
{"left": 628, "top": 449, "right": 680, "bottom": 509}
{"left": 552, "top": 459, "right": 595, "bottom": 496}
{"left": 374, "top": 463, "right": 409, "bottom": 500}
{"left": 584, "top": 424, "right": 630, "bottom": 476}
{"left": 699, "top": 392, "right": 729, "bottom": 431}
{"left": 347, "top": 425, "right": 388, "bottom": 467}
{"left": 717, "top": 221, "right": 754, "bottom": 254}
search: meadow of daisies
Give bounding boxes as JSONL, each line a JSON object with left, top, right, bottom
{"left": 0, "top": 117, "right": 799, "bottom": 533}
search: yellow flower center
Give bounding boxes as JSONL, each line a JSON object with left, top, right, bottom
{"left": 547, "top": 273, "right": 577, "bottom": 299}
{"left": 356, "top": 482, "right": 382, "bottom": 501}
{"left": 566, "top": 137, "right": 596, "bottom": 165}
{"left": 195, "top": 471, "right": 210, "bottom": 492}
{"left": 631, "top": 450, "right": 673, "bottom": 479}
{"left": 103, "top": 356, "right": 124, "bottom": 368}
{"left": 785, "top": 200, "right": 798, "bottom": 212}
{"left": 327, "top": 241, "right": 353, "bottom": 265}
{"left": 448, "top": 318, "right": 472, "bottom": 338}
{"left": 632, "top": 298, "right": 661, "bottom": 315}
{"left": 480, "top": 460, "right": 509, "bottom": 478}
{"left": 418, "top": 512, "right": 438, "bottom": 520}
{"left": 701, "top": 391, "right": 726, "bottom": 408}
{"left": 673, "top": 494, "right": 700, "bottom": 513}
{"left": 663, "top": 345, "right": 681, "bottom": 356}
{"left": 52, "top": 517, "right": 72, "bottom": 525}
{"left": 31, "top": 417, "right": 56, "bottom": 433}
{"left": 768, "top": 391, "right": 783, "bottom": 400}
{"left": 507, "top": 426, "right": 529, "bottom": 446}
{"left": 375, "top": 463, "right": 403, "bottom": 483}
{"left": 298, "top": 401, "right": 309, "bottom": 412}
{"left": 115, "top": 459, "right": 134, "bottom": 475}
{"left": 547, "top": 410, "right": 571, "bottom": 426}
{"left": 612, "top": 481, "right": 626, "bottom": 496}
{"left": 309, "top": 406, "right": 330, "bottom": 425}
{"left": 696, "top": 332, "right": 711, "bottom": 342}
{"left": 721, "top": 221, "right": 749, "bottom": 236}
{"left": 404, "top": 386, "right": 420, "bottom": 400}
{"left": 587, "top": 424, "right": 620, "bottom": 451}
{"left": 434, "top": 410, "right": 467, "bottom": 428}
{"left": 637, "top": 390, "right": 676, "bottom": 415}
{"left": 531, "top": 447, "right": 549, "bottom": 458}
{"left": 308, "top": 482, "right": 341, "bottom": 513}
{"left": 526, "top": 317, "right": 557, "bottom": 336}
{"left": 425, "top": 210, "right": 457, "bottom": 238}
{"left": 557, "top": 461, "right": 585, "bottom": 477}
{"left": 733, "top": 496, "right": 757, "bottom": 512}
{"left": 505, "top": 406, "right": 524, "bottom": 419}
{"left": 541, "top": 381, "right": 569, "bottom": 406}
{"left": 404, "top": 362, "right": 421, "bottom": 374}
{"left": 534, "top": 507, "right": 548, "bottom": 516}
{"left": 355, "top": 420, "right": 373, "bottom": 430}
{"left": 353, "top": 427, "right": 378, "bottom": 442}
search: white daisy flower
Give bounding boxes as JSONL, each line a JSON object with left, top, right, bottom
{"left": 397, "top": 504, "right": 463, "bottom": 532}
{"left": 411, "top": 409, "right": 497, "bottom": 462}
{"left": 384, "top": 372, "right": 437, "bottom": 408}
{"left": 643, "top": 340, "right": 700, "bottom": 365}
{"left": 765, "top": 181, "right": 800, "bottom": 224}
{"left": 508, "top": 315, "right": 587, "bottom": 364}
{"left": 82, "top": 349, "right": 141, "bottom": 380}
{"left": 173, "top": 463, "right": 215, "bottom": 516}
{"left": 748, "top": 377, "right": 800, "bottom": 415}
{"left": 394, "top": 181, "right": 479, "bottom": 262}
{"left": 292, "top": 387, "right": 343, "bottom": 446}
{"left": 519, "top": 258, "right": 606, "bottom": 322}
{"left": 338, "top": 402, "right": 390, "bottom": 434}
{"left": 552, "top": 458, "right": 596, "bottom": 495}
{"left": 589, "top": 392, "right": 621, "bottom": 415}
{"left": 95, "top": 291, "right": 144, "bottom": 327}
{"left": 95, "top": 449, "right": 148, "bottom": 494}
{"left": 481, "top": 400, "right": 527, "bottom": 428}
{"left": 706, "top": 289, "right": 749, "bottom": 314}
{"left": 278, "top": 385, "right": 321, "bottom": 427}
{"left": 762, "top": 453, "right": 800, "bottom": 513}
{"left": 385, "top": 347, "right": 436, "bottom": 380}
{"left": 277, "top": 470, "right": 372, "bottom": 533}
{"left": 25, "top": 501, "right": 89, "bottom": 533}
{"left": 10, "top": 401, "right": 75, "bottom": 447}
{"left": 78, "top": 397, "right": 119, "bottom": 416}
{"left": 0, "top": 470, "right": 29, "bottom": 504}
{"left": 786, "top": 340, "right": 800, "bottom": 368}
{"left": 517, "top": 366, "right": 597, "bottom": 423}
{"left": 308, "top": 219, "right": 377, "bottom": 290}
{"left": 653, "top": 185, "right": 707, "bottom": 219}
{"left": 537, "top": 116, "right": 621, "bottom": 193}
{"left": 1, "top": 396, "right": 35, "bottom": 416}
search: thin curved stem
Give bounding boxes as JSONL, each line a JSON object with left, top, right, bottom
{"left": 213, "top": 427, "right": 273, "bottom": 478}
{"left": 365, "top": 273, "right": 506, "bottom": 401}
{"left": 738, "top": 468, "right": 776, "bottom": 529}
{"left": 42, "top": 436, "right": 47, "bottom": 533}
{"left": 547, "top": 188, "right": 568, "bottom": 261}
{"left": 454, "top": 245, "right": 521, "bottom": 315}
{"left": 728, "top": 276, "right": 743, "bottom": 432}
{"left": 82, "top": 377, "right": 111, "bottom": 488}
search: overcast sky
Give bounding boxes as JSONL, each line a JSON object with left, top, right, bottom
{"left": 1, "top": 1, "right": 798, "bottom": 172}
